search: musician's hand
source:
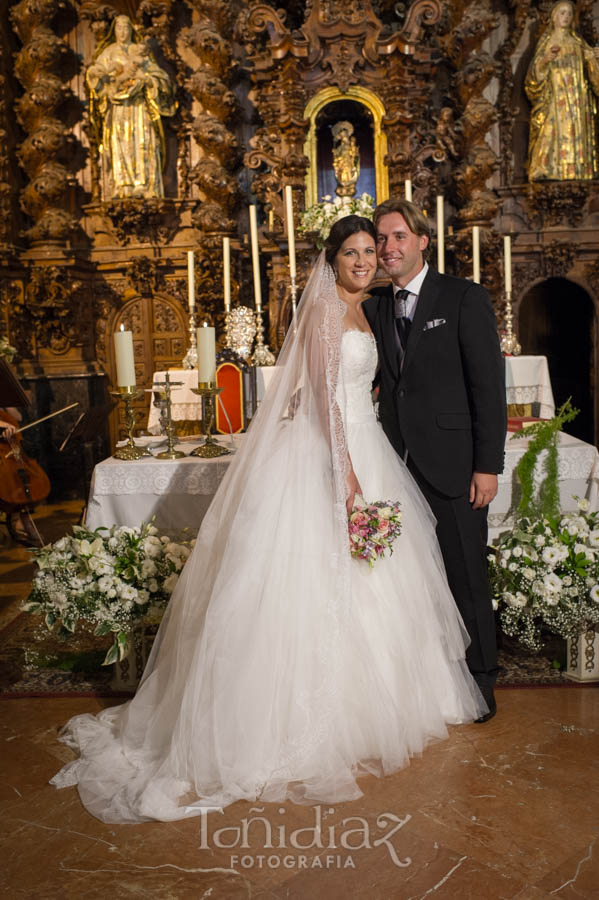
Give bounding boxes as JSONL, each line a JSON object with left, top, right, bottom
{"left": 0, "top": 419, "right": 17, "bottom": 438}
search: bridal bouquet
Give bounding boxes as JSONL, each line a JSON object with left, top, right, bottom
{"left": 23, "top": 521, "right": 193, "bottom": 665}
{"left": 348, "top": 499, "right": 402, "bottom": 568}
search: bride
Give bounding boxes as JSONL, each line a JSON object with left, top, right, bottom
{"left": 51, "top": 216, "right": 487, "bottom": 823}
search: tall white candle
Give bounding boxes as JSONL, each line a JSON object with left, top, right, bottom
{"left": 404, "top": 179, "right": 412, "bottom": 202}
{"left": 197, "top": 323, "right": 216, "bottom": 384}
{"left": 223, "top": 237, "right": 231, "bottom": 313}
{"left": 249, "top": 204, "right": 262, "bottom": 311}
{"left": 472, "top": 225, "right": 480, "bottom": 283}
{"left": 114, "top": 325, "right": 136, "bottom": 387}
{"left": 504, "top": 234, "right": 512, "bottom": 295}
{"left": 187, "top": 251, "right": 195, "bottom": 310}
{"left": 284, "top": 185, "right": 297, "bottom": 280}
{"left": 436, "top": 195, "right": 445, "bottom": 274}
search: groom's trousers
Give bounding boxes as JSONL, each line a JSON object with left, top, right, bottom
{"left": 406, "top": 456, "right": 498, "bottom": 700}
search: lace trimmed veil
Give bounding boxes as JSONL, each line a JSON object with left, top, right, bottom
{"left": 51, "top": 252, "right": 357, "bottom": 821}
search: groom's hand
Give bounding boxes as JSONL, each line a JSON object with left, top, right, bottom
{"left": 469, "top": 472, "right": 498, "bottom": 509}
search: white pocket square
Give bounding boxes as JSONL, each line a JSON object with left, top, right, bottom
{"left": 423, "top": 318, "right": 446, "bottom": 331}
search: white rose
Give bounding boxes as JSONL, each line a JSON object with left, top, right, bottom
{"left": 535, "top": 535, "right": 546, "bottom": 547}
{"left": 514, "top": 592, "right": 528, "bottom": 608}
{"left": 522, "top": 567, "right": 536, "bottom": 581}
{"left": 542, "top": 546, "right": 560, "bottom": 564}
{"left": 135, "top": 589, "right": 150, "bottom": 605}
{"left": 508, "top": 562, "right": 518, "bottom": 572}
{"left": 588, "top": 530, "right": 599, "bottom": 548}
{"left": 502, "top": 549, "right": 512, "bottom": 560}
{"left": 141, "top": 558, "right": 157, "bottom": 577}
{"left": 543, "top": 573, "right": 562, "bottom": 593}
{"left": 163, "top": 572, "right": 179, "bottom": 593}
{"left": 166, "top": 554, "right": 183, "bottom": 571}
{"left": 148, "top": 578, "right": 158, "bottom": 593}
{"left": 512, "top": 546, "right": 523, "bottom": 558}
{"left": 590, "top": 585, "right": 599, "bottom": 603}
{"left": 545, "top": 594, "right": 559, "bottom": 606}
{"left": 577, "top": 497, "right": 590, "bottom": 511}
{"left": 532, "top": 580, "right": 545, "bottom": 595}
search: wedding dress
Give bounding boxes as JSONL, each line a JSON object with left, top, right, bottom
{"left": 51, "top": 256, "right": 487, "bottom": 824}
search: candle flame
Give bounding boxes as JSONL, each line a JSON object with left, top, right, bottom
{"left": 120, "top": 323, "right": 124, "bottom": 331}
{"left": 203, "top": 322, "right": 208, "bottom": 328}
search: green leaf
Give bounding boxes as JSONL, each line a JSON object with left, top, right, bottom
{"left": 45, "top": 611, "right": 57, "bottom": 629}
{"left": 22, "top": 602, "right": 42, "bottom": 614}
{"left": 94, "top": 621, "right": 112, "bottom": 636}
{"left": 102, "top": 642, "right": 120, "bottom": 666}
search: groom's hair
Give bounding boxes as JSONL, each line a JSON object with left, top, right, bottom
{"left": 373, "top": 199, "right": 431, "bottom": 242}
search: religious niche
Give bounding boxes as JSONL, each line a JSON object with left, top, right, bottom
{"left": 314, "top": 101, "right": 375, "bottom": 202}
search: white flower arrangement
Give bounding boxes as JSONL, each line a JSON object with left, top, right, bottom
{"left": 22, "top": 521, "right": 193, "bottom": 665}
{"left": 489, "top": 498, "right": 599, "bottom": 651}
{"left": 298, "top": 193, "right": 375, "bottom": 248}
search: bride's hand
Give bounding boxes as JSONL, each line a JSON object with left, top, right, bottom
{"left": 346, "top": 467, "right": 362, "bottom": 515}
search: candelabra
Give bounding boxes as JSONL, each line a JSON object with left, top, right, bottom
{"left": 110, "top": 387, "right": 147, "bottom": 460}
{"left": 189, "top": 382, "right": 230, "bottom": 458}
{"left": 182, "top": 309, "right": 198, "bottom": 369}
{"left": 152, "top": 373, "right": 186, "bottom": 459}
{"left": 251, "top": 307, "right": 275, "bottom": 367}
{"left": 500, "top": 291, "right": 521, "bottom": 356}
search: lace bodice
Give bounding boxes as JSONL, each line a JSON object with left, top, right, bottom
{"left": 338, "top": 330, "right": 378, "bottom": 424}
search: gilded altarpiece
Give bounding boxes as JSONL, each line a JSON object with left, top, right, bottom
{"left": 1, "top": 0, "right": 599, "bottom": 499}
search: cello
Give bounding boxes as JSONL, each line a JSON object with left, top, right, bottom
{"left": 0, "top": 402, "right": 78, "bottom": 546}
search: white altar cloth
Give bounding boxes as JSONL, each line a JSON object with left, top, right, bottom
{"left": 505, "top": 355, "right": 555, "bottom": 419}
{"left": 85, "top": 436, "right": 239, "bottom": 535}
{"left": 489, "top": 431, "right": 599, "bottom": 541}
{"left": 86, "top": 430, "right": 598, "bottom": 544}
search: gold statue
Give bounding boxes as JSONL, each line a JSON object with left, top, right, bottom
{"left": 525, "top": 0, "right": 599, "bottom": 181}
{"left": 86, "top": 15, "right": 176, "bottom": 200}
{"left": 331, "top": 120, "right": 360, "bottom": 198}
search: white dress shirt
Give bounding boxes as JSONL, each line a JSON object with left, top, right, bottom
{"left": 394, "top": 262, "right": 429, "bottom": 321}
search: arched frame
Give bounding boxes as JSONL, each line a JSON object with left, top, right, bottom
{"left": 303, "top": 87, "right": 389, "bottom": 208}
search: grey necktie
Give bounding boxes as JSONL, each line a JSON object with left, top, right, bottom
{"left": 394, "top": 289, "right": 411, "bottom": 350}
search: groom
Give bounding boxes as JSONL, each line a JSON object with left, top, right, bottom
{"left": 363, "top": 199, "right": 507, "bottom": 723}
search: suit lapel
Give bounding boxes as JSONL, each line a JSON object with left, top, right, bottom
{"left": 401, "top": 268, "right": 440, "bottom": 375}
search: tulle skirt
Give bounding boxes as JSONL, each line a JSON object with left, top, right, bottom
{"left": 51, "top": 412, "right": 487, "bottom": 823}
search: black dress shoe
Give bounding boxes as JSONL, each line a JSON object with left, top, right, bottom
{"left": 475, "top": 698, "right": 497, "bottom": 724}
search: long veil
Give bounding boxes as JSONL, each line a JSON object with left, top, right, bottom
{"left": 51, "top": 253, "right": 357, "bottom": 822}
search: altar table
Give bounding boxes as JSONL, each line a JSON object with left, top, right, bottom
{"left": 87, "top": 429, "right": 599, "bottom": 542}
{"left": 505, "top": 355, "right": 555, "bottom": 420}
{"left": 488, "top": 430, "right": 599, "bottom": 542}
{"left": 85, "top": 436, "right": 240, "bottom": 535}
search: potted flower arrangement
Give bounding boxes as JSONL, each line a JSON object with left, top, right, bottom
{"left": 298, "top": 193, "right": 375, "bottom": 248}
{"left": 23, "top": 521, "right": 192, "bottom": 669}
{"left": 489, "top": 400, "right": 599, "bottom": 680}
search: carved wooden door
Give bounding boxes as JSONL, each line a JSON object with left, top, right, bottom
{"left": 110, "top": 294, "right": 187, "bottom": 447}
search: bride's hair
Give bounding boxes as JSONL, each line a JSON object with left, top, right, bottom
{"left": 324, "top": 215, "right": 376, "bottom": 267}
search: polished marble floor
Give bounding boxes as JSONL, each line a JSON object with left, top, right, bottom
{"left": 1, "top": 686, "right": 597, "bottom": 898}
{"left": 1, "top": 508, "right": 598, "bottom": 898}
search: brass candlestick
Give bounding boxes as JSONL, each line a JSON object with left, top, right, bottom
{"left": 152, "top": 373, "right": 186, "bottom": 459}
{"left": 110, "top": 387, "right": 147, "bottom": 460}
{"left": 182, "top": 309, "right": 198, "bottom": 369}
{"left": 251, "top": 307, "right": 275, "bottom": 366}
{"left": 500, "top": 291, "right": 521, "bottom": 356}
{"left": 189, "top": 381, "right": 230, "bottom": 458}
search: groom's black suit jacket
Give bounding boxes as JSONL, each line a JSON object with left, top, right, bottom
{"left": 363, "top": 268, "right": 507, "bottom": 498}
